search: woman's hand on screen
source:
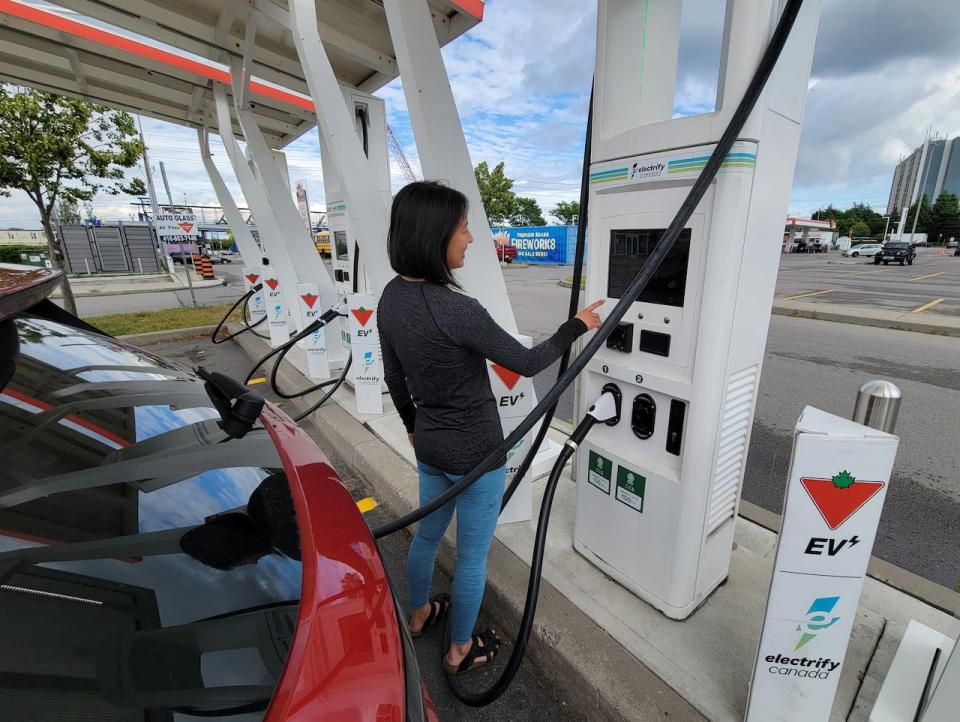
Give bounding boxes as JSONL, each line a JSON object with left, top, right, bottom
{"left": 575, "top": 300, "right": 605, "bottom": 330}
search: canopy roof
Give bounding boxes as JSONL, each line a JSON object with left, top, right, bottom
{"left": 0, "top": 0, "right": 483, "bottom": 146}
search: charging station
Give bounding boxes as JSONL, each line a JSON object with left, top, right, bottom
{"left": 573, "top": 0, "right": 823, "bottom": 619}
{"left": 321, "top": 87, "right": 391, "bottom": 299}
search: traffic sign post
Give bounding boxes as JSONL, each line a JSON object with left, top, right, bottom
{"left": 746, "top": 400, "right": 900, "bottom": 722}
{"left": 155, "top": 212, "right": 200, "bottom": 307}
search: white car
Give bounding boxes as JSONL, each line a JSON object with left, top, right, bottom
{"left": 842, "top": 243, "right": 882, "bottom": 258}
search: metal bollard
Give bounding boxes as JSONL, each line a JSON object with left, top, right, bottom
{"left": 852, "top": 380, "right": 901, "bottom": 434}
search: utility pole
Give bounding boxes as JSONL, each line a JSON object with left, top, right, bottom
{"left": 159, "top": 161, "right": 174, "bottom": 207}
{"left": 137, "top": 116, "right": 161, "bottom": 223}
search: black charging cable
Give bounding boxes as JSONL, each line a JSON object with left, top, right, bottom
{"left": 211, "top": 284, "right": 266, "bottom": 345}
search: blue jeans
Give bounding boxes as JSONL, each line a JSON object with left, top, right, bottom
{"left": 407, "top": 460, "right": 505, "bottom": 645}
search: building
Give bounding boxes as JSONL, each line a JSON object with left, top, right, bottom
{"left": 0, "top": 228, "right": 45, "bottom": 245}
{"left": 887, "top": 135, "right": 960, "bottom": 215}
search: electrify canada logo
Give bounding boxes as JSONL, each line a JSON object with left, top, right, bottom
{"left": 764, "top": 596, "right": 843, "bottom": 680}
{"left": 629, "top": 161, "right": 666, "bottom": 180}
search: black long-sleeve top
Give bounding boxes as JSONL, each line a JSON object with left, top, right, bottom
{"left": 377, "top": 276, "right": 587, "bottom": 474}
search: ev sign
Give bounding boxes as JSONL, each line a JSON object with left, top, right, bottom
{"left": 746, "top": 407, "right": 899, "bottom": 722}
{"left": 242, "top": 267, "right": 267, "bottom": 327}
{"left": 347, "top": 294, "right": 383, "bottom": 416}
{"left": 261, "top": 266, "right": 289, "bottom": 348}
{"left": 297, "top": 283, "right": 330, "bottom": 380}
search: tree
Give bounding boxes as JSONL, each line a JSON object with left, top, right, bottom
{"left": 551, "top": 200, "right": 580, "bottom": 225}
{"left": 510, "top": 196, "right": 546, "bottom": 226}
{"left": 902, "top": 194, "right": 932, "bottom": 236}
{"left": 474, "top": 161, "right": 516, "bottom": 225}
{"left": 928, "top": 192, "right": 960, "bottom": 244}
{"left": 848, "top": 221, "right": 871, "bottom": 238}
{"left": 0, "top": 85, "right": 146, "bottom": 314}
{"left": 56, "top": 198, "right": 81, "bottom": 225}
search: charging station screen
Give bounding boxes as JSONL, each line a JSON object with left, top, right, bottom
{"left": 334, "top": 230, "right": 348, "bottom": 261}
{"left": 607, "top": 228, "right": 691, "bottom": 307}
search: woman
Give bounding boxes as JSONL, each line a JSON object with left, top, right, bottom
{"left": 378, "top": 181, "right": 603, "bottom": 674}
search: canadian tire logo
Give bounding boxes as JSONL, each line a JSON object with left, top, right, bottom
{"left": 352, "top": 307, "right": 374, "bottom": 327}
{"left": 245, "top": 273, "right": 260, "bottom": 284}
{"left": 264, "top": 278, "right": 280, "bottom": 291}
{"left": 301, "top": 292, "right": 318, "bottom": 309}
{"left": 801, "top": 471, "right": 884, "bottom": 530}
{"left": 178, "top": 222, "right": 194, "bottom": 233}
{"left": 490, "top": 363, "right": 521, "bottom": 390}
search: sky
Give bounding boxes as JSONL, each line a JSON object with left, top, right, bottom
{"left": 2, "top": 0, "right": 959, "bottom": 228}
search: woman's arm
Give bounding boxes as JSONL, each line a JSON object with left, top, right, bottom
{"left": 447, "top": 296, "right": 588, "bottom": 377}
{"left": 378, "top": 327, "right": 417, "bottom": 433}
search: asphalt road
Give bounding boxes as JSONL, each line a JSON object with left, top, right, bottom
{"left": 147, "top": 335, "right": 582, "bottom": 722}
{"left": 774, "top": 248, "right": 960, "bottom": 316}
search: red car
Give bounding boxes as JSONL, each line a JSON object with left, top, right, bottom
{"left": 0, "top": 263, "right": 437, "bottom": 721}
{"left": 495, "top": 239, "right": 517, "bottom": 263}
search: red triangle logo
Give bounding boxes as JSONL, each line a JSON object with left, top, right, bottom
{"left": 301, "top": 292, "right": 318, "bottom": 309}
{"left": 801, "top": 477, "right": 885, "bottom": 530}
{"left": 264, "top": 278, "right": 279, "bottom": 291}
{"left": 245, "top": 273, "right": 260, "bottom": 285}
{"left": 490, "top": 363, "right": 522, "bottom": 390}
{"left": 352, "top": 307, "right": 374, "bottom": 327}
{"left": 178, "top": 222, "right": 194, "bottom": 233}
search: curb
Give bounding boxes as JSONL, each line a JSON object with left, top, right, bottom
{"left": 559, "top": 277, "right": 585, "bottom": 289}
{"left": 771, "top": 303, "right": 960, "bottom": 337}
{"left": 231, "top": 328, "right": 703, "bottom": 722}
{"left": 55, "top": 277, "right": 226, "bottom": 298}
{"left": 117, "top": 325, "right": 217, "bottom": 345}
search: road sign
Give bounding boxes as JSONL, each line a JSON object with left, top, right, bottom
{"left": 155, "top": 213, "right": 200, "bottom": 240}
{"left": 746, "top": 407, "right": 899, "bottom": 722}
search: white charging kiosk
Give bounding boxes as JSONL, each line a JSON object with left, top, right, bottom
{"left": 573, "top": 0, "right": 823, "bottom": 619}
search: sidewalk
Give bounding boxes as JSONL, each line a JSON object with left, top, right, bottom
{"left": 233, "top": 327, "right": 960, "bottom": 722}
{"left": 51, "top": 269, "right": 225, "bottom": 297}
{"left": 772, "top": 299, "right": 960, "bottom": 337}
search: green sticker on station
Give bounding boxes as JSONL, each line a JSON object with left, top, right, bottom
{"left": 616, "top": 465, "right": 646, "bottom": 513}
{"left": 587, "top": 450, "right": 612, "bottom": 494}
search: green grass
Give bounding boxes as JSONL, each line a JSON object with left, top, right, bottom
{"left": 562, "top": 275, "right": 587, "bottom": 286}
{"left": 86, "top": 303, "right": 241, "bottom": 337}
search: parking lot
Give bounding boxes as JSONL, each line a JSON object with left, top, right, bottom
{"left": 775, "top": 248, "right": 960, "bottom": 316}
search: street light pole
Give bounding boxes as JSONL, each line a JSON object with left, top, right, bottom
{"left": 882, "top": 215, "right": 890, "bottom": 242}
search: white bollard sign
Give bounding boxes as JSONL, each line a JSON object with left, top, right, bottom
{"left": 261, "top": 266, "right": 289, "bottom": 348}
{"left": 347, "top": 294, "right": 384, "bottom": 416}
{"left": 242, "top": 267, "right": 267, "bottom": 327}
{"left": 746, "top": 407, "right": 899, "bottom": 722}
{"left": 487, "top": 334, "right": 534, "bottom": 525}
{"left": 296, "top": 283, "right": 330, "bottom": 380}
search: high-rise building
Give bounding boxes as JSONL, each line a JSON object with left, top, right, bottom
{"left": 887, "top": 135, "right": 960, "bottom": 215}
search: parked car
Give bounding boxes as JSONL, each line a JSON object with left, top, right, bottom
{"left": 791, "top": 238, "right": 827, "bottom": 253}
{"left": 874, "top": 241, "right": 916, "bottom": 266}
{"left": 842, "top": 243, "right": 882, "bottom": 258}
{"left": 946, "top": 239, "right": 957, "bottom": 249}
{"left": 0, "top": 263, "right": 437, "bottom": 722}
{"left": 209, "top": 249, "right": 232, "bottom": 264}
{"left": 495, "top": 239, "right": 517, "bottom": 263}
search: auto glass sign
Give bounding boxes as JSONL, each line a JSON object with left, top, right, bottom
{"left": 155, "top": 213, "right": 200, "bottom": 240}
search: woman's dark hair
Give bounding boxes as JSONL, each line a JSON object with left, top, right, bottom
{"left": 388, "top": 180, "right": 468, "bottom": 286}
{"left": 179, "top": 513, "right": 272, "bottom": 571}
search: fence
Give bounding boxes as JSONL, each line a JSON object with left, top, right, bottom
{"left": 58, "top": 224, "right": 163, "bottom": 275}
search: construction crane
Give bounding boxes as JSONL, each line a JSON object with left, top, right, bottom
{"left": 387, "top": 123, "right": 418, "bottom": 184}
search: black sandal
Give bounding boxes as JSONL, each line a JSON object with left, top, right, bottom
{"left": 443, "top": 629, "right": 501, "bottom": 675}
{"left": 410, "top": 594, "right": 450, "bottom": 639}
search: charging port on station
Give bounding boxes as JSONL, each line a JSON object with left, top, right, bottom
{"left": 600, "top": 383, "right": 622, "bottom": 426}
{"left": 606, "top": 322, "right": 634, "bottom": 353}
{"left": 631, "top": 393, "right": 656, "bottom": 439}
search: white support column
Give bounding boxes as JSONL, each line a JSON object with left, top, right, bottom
{"left": 213, "top": 85, "right": 302, "bottom": 334}
{"left": 197, "top": 128, "right": 261, "bottom": 264}
{"left": 229, "top": 58, "right": 340, "bottom": 314}
{"left": 287, "top": 0, "right": 394, "bottom": 295}
{"left": 383, "top": 0, "right": 518, "bottom": 333}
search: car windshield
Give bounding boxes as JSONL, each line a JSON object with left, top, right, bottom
{"left": 0, "top": 315, "right": 303, "bottom": 719}
{"left": 885, "top": 243, "right": 909, "bottom": 249}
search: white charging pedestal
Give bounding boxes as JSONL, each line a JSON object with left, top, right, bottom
{"left": 573, "top": 0, "right": 823, "bottom": 619}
